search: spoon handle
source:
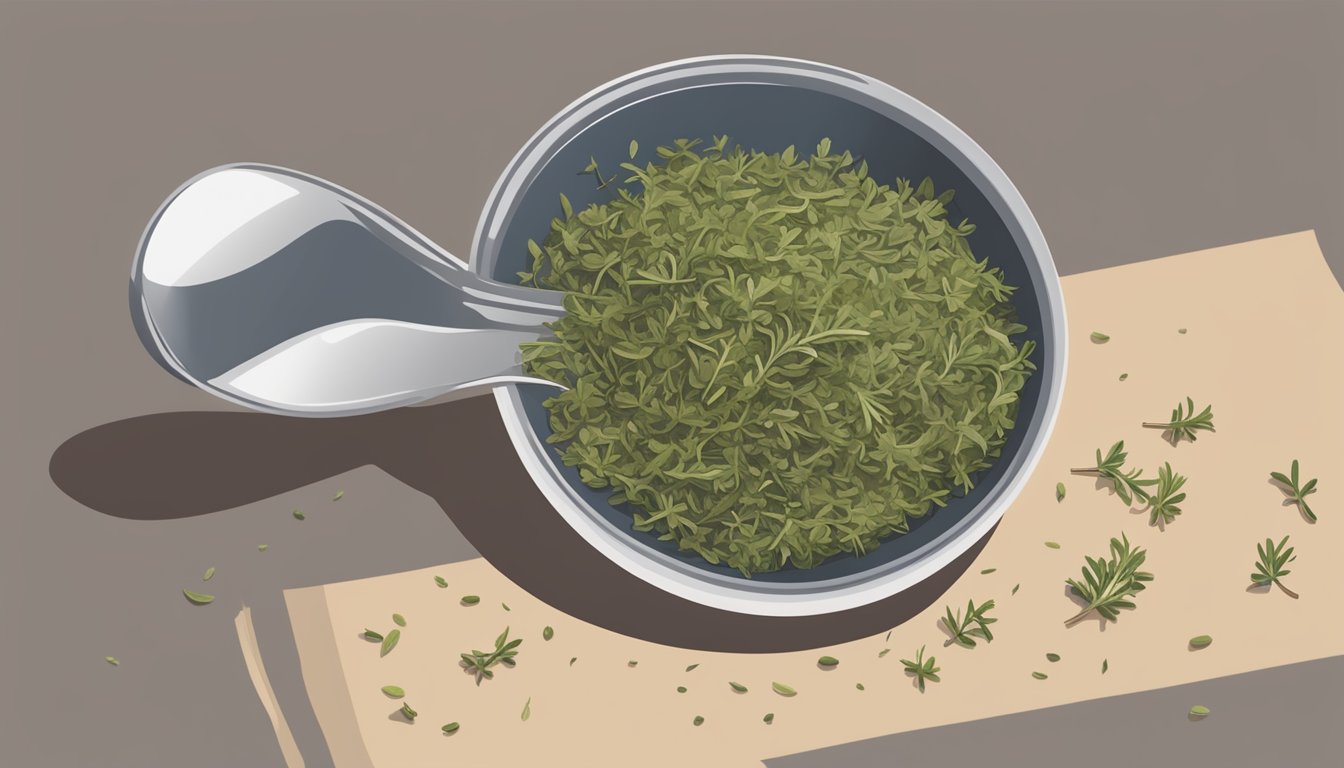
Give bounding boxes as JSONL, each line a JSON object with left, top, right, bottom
{"left": 131, "top": 164, "right": 567, "bottom": 416}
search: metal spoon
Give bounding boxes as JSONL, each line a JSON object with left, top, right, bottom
{"left": 130, "top": 164, "right": 568, "bottom": 417}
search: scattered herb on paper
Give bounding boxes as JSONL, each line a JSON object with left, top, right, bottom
{"left": 677, "top": 686, "right": 687, "bottom": 693}
{"left": 729, "top": 681, "right": 748, "bottom": 693}
{"left": 460, "top": 595, "right": 480, "bottom": 606}
{"left": 381, "top": 685, "right": 404, "bottom": 698}
{"left": 878, "top": 649, "right": 891, "bottom": 658}
{"left": 182, "top": 589, "right": 214, "bottom": 605}
{"left": 1147, "top": 462, "right": 1188, "bottom": 527}
{"left": 1056, "top": 482, "right": 1066, "bottom": 502}
{"left": 771, "top": 681, "right": 797, "bottom": 697}
{"left": 1119, "top": 373, "right": 1128, "bottom": 381}
{"left": 941, "top": 598, "right": 997, "bottom": 648}
{"left": 400, "top": 703, "right": 417, "bottom": 721}
{"left": 521, "top": 697, "right": 531, "bottom": 722}
{"left": 570, "top": 657, "right": 577, "bottom": 667}
{"left": 1072, "top": 441, "right": 1157, "bottom": 506}
{"left": 332, "top": 490, "right": 344, "bottom": 501}
{"left": 501, "top": 603, "right": 510, "bottom": 612}
{"left": 441, "top": 722, "right": 460, "bottom": 734}
{"left": 1189, "top": 705, "right": 1209, "bottom": 718}
{"left": 1064, "top": 533, "right": 1153, "bottom": 627}
{"left": 1189, "top": 635, "right": 1212, "bottom": 649}
{"left": 685, "top": 663, "right": 699, "bottom": 672}
{"left": 520, "top": 138, "right": 1036, "bottom": 576}
{"left": 1032, "top": 671, "right": 1048, "bottom": 680}
{"left": 818, "top": 656, "right": 839, "bottom": 668}
{"left": 1046, "top": 653, "right": 1061, "bottom": 662}
{"left": 1012, "top": 584, "right": 1020, "bottom": 595}
{"left": 434, "top": 576, "right": 448, "bottom": 588}
{"left": 362, "top": 629, "right": 383, "bottom": 642}
{"left": 1178, "top": 328, "right": 1188, "bottom": 335}
{"left": 292, "top": 509, "right": 304, "bottom": 520}
{"left": 628, "top": 660, "right": 639, "bottom": 667}
{"left": 856, "top": 683, "right": 865, "bottom": 690}
{"left": 763, "top": 713, "right": 775, "bottom": 725}
{"left": 980, "top": 568, "right": 997, "bottom": 575}
{"left": 543, "top": 626, "right": 554, "bottom": 641}
{"left": 258, "top": 544, "right": 268, "bottom": 551}
{"left": 392, "top": 613, "right": 406, "bottom": 627}
{"left": 1251, "top": 535, "right": 1298, "bottom": 599}
{"left": 1090, "top": 332, "right": 1110, "bottom": 343}
{"left": 380, "top": 629, "right": 400, "bottom": 657}
{"left": 1045, "top": 541, "right": 1061, "bottom": 549}
{"left": 1143, "top": 398, "right": 1215, "bottom": 443}
{"left": 900, "top": 646, "right": 940, "bottom": 692}
{"left": 693, "top": 715, "right": 704, "bottom": 726}
{"left": 460, "top": 627, "right": 522, "bottom": 684}
{"left": 202, "top": 567, "right": 215, "bottom": 581}
{"left": 1270, "top": 460, "right": 1318, "bottom": 522}
{"left": 1102, "top": 659, "right": 1109, "bottom": 674}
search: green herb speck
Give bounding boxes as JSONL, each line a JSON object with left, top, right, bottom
{"left": 292, "top": 509, "right": 304, "bottom": 520}
{"left": 1046, "top": 653, "right": 1061, "bottom": 662}
{"left": 460, "top": 595, "right": 480, "bottom": 606}
{"left": 202, "top": 567, "right": 215, "bottom": 581}
{"left": 182, "top": 589, "right": 214, "bottom": 605}
{"left": 693, "top": 715, "right": 704, "bottom": 726}
{"left": 1032, "top": 671, "right": 1048, "bottom": 680}
{"left": 1045, "top": 541, "right": 1061, "bottom": 549}
{"left": 543, "top": 626, "right": 554, "bottom": 641}
{"left": 380, "top": 629, "right": 400, "bottom": 657}
{"left": 1091, "top": 332, "right": 1110, "bottom": 343}
{"left": 434, "top": 576, "right": 448, "bottom": 588}
{"left": 381, "top": 685, "right": 405, "bottom": 698}
{"left": 729, "top": 681, "right": 748, "bottom": 692}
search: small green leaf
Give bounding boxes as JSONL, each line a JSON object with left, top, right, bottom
{"left": 501, "top": 603, "right": 510, "bottom": 611}
{"left": 1056, "top": 482, "right": 1066, "bottom": 502}
{"left": 1090, "top": 332, "right": 1110, "bottom": 343}
{"left": 332, "top": 490, "right": 344, "bottom": 501}
{"left": 1189, "top": 705, "right": 1209, "bottom": 717}
{"left": 878, "top": 649, "right": 890, "bottom": 658}
{"left": 629, "top": 140, "right": 639, "bottom": 159}
{"left": 381, "top": 685, "right": 405, "bottom": 698}
{"left": 685, "top": 663, "right": 699, "bottom": 672}
{"left": 1046, "top": 653, "right": 1061, "bottom": 662}
{"left": 980, "top": 568, "right": 997, "bottom": 575}
{"left": 543, "top": 626, "right": 554, "bottom": 641}
{"left": 1102, "top": 659, "right": 1109, "bottom": 674}
{"left": 1189, "top": 635, "right": 1212, "bottom": 649}
{"left": 1012, "top": 584, "right": 1020, "bottom": 595}
{"left": 380, "top": 629, "right": 400, "bottom": 657}
{"left": 692, "top": 715, "right": 704, "bottom": 726}
{"left": 1032, "top": 671, "right": 1048, "bottom": 680}
{"left": 105, "top": 656, "right": 119, "bottom": 666}
{"left": 362, "top": 629, "right": 384, "bottom": 641}
{"left": 628, "top": 660, "right": 638, "bottom": 667}
{"left": 460, "top": 595, "right": 480, "bottom": 606}
{"left": 400, "top": 702, "right": 417, "bottom": 720}
{"left": 729, "top": 681, "right": 748, "bottom": 692}
{"left": 292, "top": 509, "right": 304, "bottom": 520}
{"left": 763, "top": 713, "right": 775, "bottom": 725}
{"left": 676, "top": 686, "right": 687, "bottom": 693}
{"left": 1178, "top": 328, "right": 1188, "bottom": 334}
{"left": 771, "top": 681, "right": 797, "bottom": 697}
{"left": 257, "top": 543, "right": 268, "bottom": 551}
{"left": 441, "top": 722, "right": 460, "bottom": 734}
{"left": 521, "top": 697, "right": 531, "bottom": 721}
{"left": 1045, "top": 541, "right": 1061, "bottom": 549}
{"left": 817, "top": 655, "right": 839, "bottom": 668}
{"left": 183, "top": 589, "right": 215, "bottom": 605}
{"left": 434, "top": 576, "right": 447, "bottom": 588}
{"left": 1118, "top": 373, "right": 1129, "bottom": 381}
{"left": 569, "top": 657, "right": 577, "bottom": 667}
{"left": 855, "top": 682, "right": 865, "bottom": 690}
{"left": 202, "top": 567, "right": 215, "bottom": 581}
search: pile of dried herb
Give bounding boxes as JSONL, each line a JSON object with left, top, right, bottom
{"left": 520, "top": 137, "right": 1035, "bottom": 576}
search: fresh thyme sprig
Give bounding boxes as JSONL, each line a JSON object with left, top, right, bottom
{"left": 900, "top": 645, "right": 941, "bottom": 692}
{"left": 1147, "top": 462, "right": 1188, "bottom": 527}
{"left": 1071, "top": 441, "right": 1157, "bottom": 506}
{"left": 1251, "top": 535, "right": 1298, "bottom": 599}
{"left": 1143, "top": 397, "right": 1215, "bottom": 443}
{"left": 941, "top": 598, "right": 997, "bottom": 648}
{"left": 459, "top": 627, "right": 523, "bottom": 685}
{"left": 1270, "top": 460, "right": 1318, "bottom": 523}
{"left": 1064, "top": 533, "right": 1153, "bottom": 627}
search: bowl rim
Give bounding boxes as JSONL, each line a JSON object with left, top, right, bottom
{"left": 472, "top": 55, "right": 1068, "bottom": 616}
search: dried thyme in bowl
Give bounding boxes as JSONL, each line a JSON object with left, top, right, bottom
{"left": 520, "top": 137, "right": 1036, "bottom": 576}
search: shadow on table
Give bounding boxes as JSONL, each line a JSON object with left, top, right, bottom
{"left": 49, "top": 397, "right": 988, "bottom": 652}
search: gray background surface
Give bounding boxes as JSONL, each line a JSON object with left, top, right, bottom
{"left": 1, "top": 1, "right": 1340, "bottom": 767}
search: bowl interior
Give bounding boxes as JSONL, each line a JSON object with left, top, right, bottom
{"left": 488, "top": 82, "right": 1047, "bottom": 584}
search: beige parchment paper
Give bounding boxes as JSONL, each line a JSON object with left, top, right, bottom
{"left": 285, "top": 231, "right": 1343, "bottom": 768}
